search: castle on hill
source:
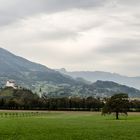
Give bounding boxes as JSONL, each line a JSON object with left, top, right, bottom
{"left": 5, "top": 80, "right": 18, "bottom": 89}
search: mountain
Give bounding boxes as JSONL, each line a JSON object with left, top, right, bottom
{"left": 57, "top": 68, "right": 140, "bottom": 90}
{"left": 0, "top": 48, "right": 140, "bottom": 98}
{"left": 0, "top": 87, "right": 38, "bottom": 100}
{"left": 0, "top": 48, "right": 76, "bottom": 89}
{"left": 44, "top": 80, "right": 140, "bottom": 98}
{"left": 88, "top": 80, "right": 140, "bottom": 98}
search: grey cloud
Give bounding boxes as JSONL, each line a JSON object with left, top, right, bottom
{"left": 96, "top": 39, "right": 140, "bottom": 54}
{"left": 0, "top": 0, "right": 106, "bottom": 26}
{"left": 118, "top": 0, "right": 140, "bottom": 6}
{"left": 1, "top": 0, "right": 140, "bottom": 76}
{"left": 32, "top": 23, "right": 104, "bottom": 41}
{"left": 35, "top": 30, "right": 79, "bottom": 41}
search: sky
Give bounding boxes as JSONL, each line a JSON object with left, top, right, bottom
{"left": 0, "top": 0, "right": 140, "bottom": 76}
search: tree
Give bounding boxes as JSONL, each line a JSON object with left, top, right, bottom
{"left": 102, "top": 93, "right": 129, "bottom": 120}
{"left": 39, "top": 88, "right": 42, "bottom": 93}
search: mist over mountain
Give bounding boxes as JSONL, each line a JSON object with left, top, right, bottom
{"left": 0, "top": 48, "right": 140, "bottom": 98}
{"left": 57, "top": 68, "right": 140, "bottom": 90}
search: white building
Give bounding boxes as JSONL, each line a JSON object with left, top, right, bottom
{"left": 5, "top": 80, "right": 17, "bottom": 89}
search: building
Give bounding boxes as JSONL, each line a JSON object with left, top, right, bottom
{"left": 5, "top": 80, "right": 18, "bottom": 89}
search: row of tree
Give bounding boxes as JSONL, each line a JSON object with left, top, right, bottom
{"left": 0, "top": 88, "right": 140, "bottom": 118}
{"left": 0, "top": 96, "right": 104, "bottom": 111}
{"left": 0, "top": 93, "right": 140, "bottom": 112}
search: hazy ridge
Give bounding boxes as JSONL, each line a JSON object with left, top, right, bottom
{"left": 0, "top": 48, "right": 140, "bottom": 98}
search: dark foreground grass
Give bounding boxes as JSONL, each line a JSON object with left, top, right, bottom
{"left": 0, "top": 111, "right": 139, "bottom": 140}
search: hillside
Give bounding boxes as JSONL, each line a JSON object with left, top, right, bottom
{"left": 0, "top": 87, "right": 39, "bottom": 101}
{"left": 43, "top": 80, "right": 140, "bottom": 98}
{"left": 88, "top": 81, "right": 140, "bottom": 98}
{"left": 0, "top": 48, "right": 76, "bottom": 89}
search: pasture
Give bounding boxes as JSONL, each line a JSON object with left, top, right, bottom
{"left": 0, "top": 111, "right": 139, "bottom": 140}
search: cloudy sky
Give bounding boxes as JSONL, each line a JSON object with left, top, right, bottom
{"left": 0, "top": 0, "right": 140, "bottom": 76}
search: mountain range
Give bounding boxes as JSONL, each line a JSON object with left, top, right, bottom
{"left": 45, "top": 80, "right": 140, "bottom": 98}
{"left": 57, "top": 68, "right": 140, "bottom": 90}
{"left": 0, "top": 48, "right": 140, "bottom": 98}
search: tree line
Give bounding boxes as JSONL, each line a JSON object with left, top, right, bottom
{"left": 0, "top": 88, "right": 140, "bottom": 112}
{"left": 0, "top": 96, "right": 104, "bottom": 111}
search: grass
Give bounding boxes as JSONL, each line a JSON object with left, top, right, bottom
{"left": 0, "top": 111, "right": 139, "bottom": 140}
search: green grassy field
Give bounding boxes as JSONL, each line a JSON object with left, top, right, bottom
{"left": 0, "top": 111, "right": 139, "bottom": 140}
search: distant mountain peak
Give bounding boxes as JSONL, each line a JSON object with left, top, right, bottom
{"left": 59, "top": 68, "right": 67, "bottom": 72}
{"left": 57, "top": 68, "right": 140, "bottom": 90}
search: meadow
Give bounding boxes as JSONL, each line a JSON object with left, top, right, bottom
{"left": 0, "top": 111, "right": 139, "bottom": 140}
